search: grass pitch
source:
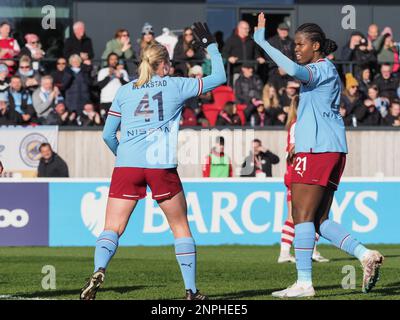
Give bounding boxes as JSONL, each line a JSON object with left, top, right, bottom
{"left": 0, "top": 245, "right": 398, "bottom": 300}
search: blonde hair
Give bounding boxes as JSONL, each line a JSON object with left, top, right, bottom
{"left": 285, "top": 95, "right": 299, "bottom": 129}
{"left": 262, "top": 84, "right": 280, "bottom": 109}
{"left": 135, "top": 43, "right": 169, "bottom": 87}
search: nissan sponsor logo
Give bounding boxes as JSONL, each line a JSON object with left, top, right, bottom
{"left": 0, "top": 209, "right": 30, "bottom": 228}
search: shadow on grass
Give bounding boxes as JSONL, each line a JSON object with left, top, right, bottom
{"left": 16, "top": 284, "right": 165, "bottom": 299}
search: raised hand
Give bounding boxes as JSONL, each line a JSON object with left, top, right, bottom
{"left": 254, "top": 12, "right": 266, "bottom": 43}
{"left": 192, "top": 22, "right": 215, "bottom": 48}
{"left": 255, "top": 12, "right": 266, "bottom": 32}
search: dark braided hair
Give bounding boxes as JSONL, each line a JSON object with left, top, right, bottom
{"left": 295, "top": 23, "right": 337, "bottom": 56}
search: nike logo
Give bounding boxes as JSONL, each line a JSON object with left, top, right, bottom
{"left": 101, "top": 246, "right": 113, "bottom": 255}
{"left": 181, "top": 263, "right": 193, "bottom": 268}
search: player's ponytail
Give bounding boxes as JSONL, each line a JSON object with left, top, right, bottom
{"left": 296, "top": 23, "right": 337, "bottom": 56}
{"left": 135, "top": 43, "right": 169, "bottom": 87}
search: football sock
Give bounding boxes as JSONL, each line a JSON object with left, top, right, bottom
{"left": 94, "top": 230, "right": 119, "bottom": 272}
{"left": 175, "top": 237, "right": 197, "bottom": 293}
{"left": 294, "top": 222, "right": 315, "bottom": 286}
{"left": 281, "top": 220, "right": 295, "bottom": 254}
{"left": 319, "top": 220, "right": 369, "bottom": 261}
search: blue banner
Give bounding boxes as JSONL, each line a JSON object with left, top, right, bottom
{"left": 46, "top": 179, "right": 400, "bottom": 246}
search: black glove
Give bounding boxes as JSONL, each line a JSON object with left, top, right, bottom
{"left": 192, "top": 22, "right": 215, "bottom": 48}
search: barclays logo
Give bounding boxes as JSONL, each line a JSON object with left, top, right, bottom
{"left": 80, "top": 186, "right": 108, "bottom": 237}
{"left": 0, "top": 209, "right": 30, "bottom": 228}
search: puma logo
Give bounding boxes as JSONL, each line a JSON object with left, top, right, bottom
{"left": 296, "top": 170, "right": 304, "bottom": 178}
{"left": 181, "top": 263, "right": 193, "bottom": 268}
{"left": 101, "top": 246, "right": 113, "bottom": 255}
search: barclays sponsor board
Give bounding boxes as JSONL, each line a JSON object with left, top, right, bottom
{"left": 48, "top": 180, "right": 400, "bottom": 246}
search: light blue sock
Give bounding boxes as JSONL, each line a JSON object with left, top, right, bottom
{"left": 319, "top": 220, "right": 368, "bottom": 260}
{"left": 175, "top": 237, "right": 197, "bottom": 292}
{"left": 94, "top": 230, "right": 119, "bottom": 272}
{"left": 294, "top": 222, "right": 315, "bottom": 285}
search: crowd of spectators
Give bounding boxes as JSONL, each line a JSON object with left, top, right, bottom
{"left": 1, "top": 19, "right": 400, "bottom": 128}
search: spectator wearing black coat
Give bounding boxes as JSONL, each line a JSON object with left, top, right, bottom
{"left": 373, "top": 63, "right": 400, "bottom": 100}
{"left": 356, "top": 66, "right": 372, "bottom": 98}
{"left": 0, "top": 92, "right": 21, "bottom": 125}
{"left": 65, "top": 54, "right": 91, "bottom": 114}
{"left": 0, "top": 63, "right": 9, "bottom": 94}
{"left": 63, "top": 21, "right": 94, "bottom": 62}
{"left": 44, "top": 102, "right": 77, "bottom": 126}
{"left": 223, "top": 21, "right": 264, "bottom": 84}
{"left": 383, "top": 100, "right": 400, "bottom": 126}
{"left": 354, "top": 98, "right": 382, "bottom": 126}
{"left": 341, "top": 31, "right": 364, "bottom": 74}
{"left": 342, "top": 73, "right": 363, "bottom": 115}
{"left": 339, "top": 103, "right": 354, "bottom": 127}
{"left": 249, "top": 101, "right": 273, "bottom": 127}
{"left": 37, "top": 143, "right": 69, "bottom": 178}
{"left": 173, "top": 27, "right": 204, "bottom": 76}
{"left": 216, "top": 101, "right": 242, "bottom": 126}
{"left": 8, "top": 75, "right": 37, "bottom": 124}
{"left": 240, "top": 139, "right": 280, "bottom": 177}
{"left": 77, "top": 103, "right": 102, "bottom": 126}
{"left": 51, "top": 57, "right": 73, "bottom": 98}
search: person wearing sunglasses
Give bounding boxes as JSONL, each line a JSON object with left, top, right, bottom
{"left": 19, "top": 33, "right": 45, "bottom": 63}
{"left": 50, "top": 57, "right": 73, "bottom": 98}
{"left": 101, "top": 28, "right": 136, "bottom": 68}
{"left": 16, "top": 55, "right": 40, "bottom": 94}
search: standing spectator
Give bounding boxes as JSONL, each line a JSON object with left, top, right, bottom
{"left": 45, "top": 102, "right": 77, "bottom": 126}
{"left": 341, "top": 31, "right": 364, "bottom": 74}
{"left": 16, "top": 56, "right": 40, "bottom": 93}
{"left": 63, "top": 21, "right": 94, "bottom": 62}
{"left": 202, "top": 136, "right": 233, "bottom": 178}
{"left": 97, "top": 52, "right": 129, "bottom": 116}
{"left": 367, "top": 84, "right": 390, "bottom": 118}
{"left": 0, "top": 21, "right": 20, "bottom": 73}
{"left": 367, "top": 24, "right": 379, "bottom": 43}
{"left": 32, "top": 75, "right": 62, "bottom": 121}
{"left": 0, "top": 91, "right": 21, "bottom": 125}
{"left": 136, "top": 23, "right": 157, "bottom": 58}
{"left": 223, "top": 21, "right": 264, "bottom": 84}
{"left": 50, "top": 57, "right": 72, "bottom": 98}
{"left": 216, "top": 101, "right": 242, "bottom": 126}
{"left": 101, "top": 29, "right": 136, "bottom": 68}
{"left": 0, "top": 63, "right": 9, "bottom": 93}
{"left": 373, "top": 27, "right": 400, "bottom": 73}
{"left": 240, "top": 139, "right": 280, "bottom": 177}
{"left": 351, "top": 37, "right": 377, "bottom": 76}
{"left": 383, "top": 100, "right": 400, "bottom": 126}
{"left": 8, "top": 75, "right": 37, "bottom": 124}
{"left": 65, "top": 54, "right": 90, "bottom": 115}
{"left": 265, "top": 22, "right": 295, "bottom": 82}
{"left": 37, "top": 143, "right": 69, "bottom": 178}
{"left": 19, "top": 34, "right": 45, "bottom": 66}
{"left": 342, "top": 73, "right": 363, "bottom": 116}
{"left": 373, "top": 63, "right": 400, "bottom": 100}
{"left": 354, "top": 98, "right": 382, "bottom": 126}
{"left": 249, "top": 101, "right": 272, "bottom": 127}
{"left": 173, "top": 27, "right": 204, "bottom": 76}
{"left": 235, "top": 62, "right": 263, "bottom": 118}
{"left": 77, "top": 103, "right": 102, "bottom": 126}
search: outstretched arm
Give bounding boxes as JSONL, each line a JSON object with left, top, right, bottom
{"left": 254, "top": 13, "right": 310, "bottom": 83}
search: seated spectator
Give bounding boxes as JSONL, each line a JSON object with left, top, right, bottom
{"left": 63, "top": 21, "right": 94, "bottom": 63}
{"left": 8, "top": 75, "right": 37, "bottom": 124}
{"left": 383, "top": 100, "right": 400, "bottom": 126}
{"left": 0, "top": 91, "right": 21, "bottom": 125}
{"left": 339, "top": 102, "right": 354, "bottom": 127}
{"left": 97, "top": 52, "right": 129, "bottom": 116}
{"left": 101, "top": 29, "right": 136, "bottom": 68}
{"left": 32, "top": 75, "right": 62, "bottom": 121}
{"left": 367, "top": 84, "right": 390, "bottom": 118}
{"left": 249, "top": 100, "right": 272, "bottom": 127}
{"left": 202, "top": 136, "right": 232, "bottom": 178}
{"left": 37, "top": 143, "right": 69, "bottom": 178}
{"left": 216, "top": 101, "right": 242, "bottom": 126}
{"left": 354, "top": 98, "right": 382, "bottom": 126}
{"left": 50, "top": 57, "right": 72, "bottom": 98}
{"left": 342, "top": 73, "right": 363, "bottom": 115}
{"left": 373, "top": 63, "right": 400, "bottom": 100}
{"left": 45, "top": 102, "right": 77, "bottom": 126}
{"left": 65, "top": 54, "right": 90, "bottom": 115}
{"left": 262, "top": 83, "right": 285, "bottom": 125}
{"left": 0, "top": 21, "right": 20, "bottom": 73}
{"left": 0, "top": 63, "right": 9, "bottom": 93}
{"left": 373, "top": 27, "right": 400, "bottom": 73}
{"left": 240, "top": 139, "right": 280, "bottom": 177}
{"left": 185, "top": 65, "right": 214, "bottom": 112}
{"left": 173, "top": 27, "right": 204, "bottom": 76}
{"left": 19, "top": 33, "right": 45, "bottom": 66}
{"left": 356, "top": 66, "right": 372, "bottom": 98}
{"left": 280, "top": 80, "right": 300, "bottom": 112}
{"left": 235, "top": 62, "right": 263, "bottom": 119}
{"left": 77, "top": 103, "right": 102, "bottom": 126}
{"left": 135, "top": 23, "right": 157, "bottom": 58}
{"left": 16, "top": 56, "right": 40, "bottom": 93}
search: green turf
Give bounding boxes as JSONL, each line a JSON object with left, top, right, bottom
{"left": 0, "top": 245, "right": 398, "bottom": 300}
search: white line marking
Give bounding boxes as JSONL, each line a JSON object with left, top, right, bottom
{"left": 0, "top": 294, "right": 55, "bottom": 300}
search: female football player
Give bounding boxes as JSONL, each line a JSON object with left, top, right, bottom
{"left": 279, "top": 96, "right": 329, "bottom": 264}
{"left": 254, "top": 13, "right": 383, "bottom": 297}
{"left": 80, "top": 23, "right": 226, "bottom": 300}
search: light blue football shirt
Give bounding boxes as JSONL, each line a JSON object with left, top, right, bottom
{"left": 295, "top": 59, "right": 348, "bottom": 154}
